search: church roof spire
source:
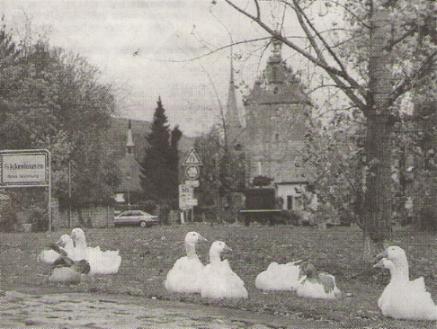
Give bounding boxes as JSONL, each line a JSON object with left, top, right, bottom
{"left": 126, "top": 119, "right": 134, "bottom": 155}
{"left": 225, "top": 49, "right": 241, "bottom": 145}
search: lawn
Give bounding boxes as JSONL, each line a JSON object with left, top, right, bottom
{"left": 1, "top": 223, "right": 437, "bottom": 328}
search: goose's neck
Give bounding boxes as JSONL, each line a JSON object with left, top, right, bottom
{"left": 389, "top": 260, "right": 409, "bottom": 283}
{"left": 209, "top": 250, "right": 222, "bottom": 264}
{"left": 65, "top": 241, "right": 74, "bottom": 251}
{"left": 185, "top": 243, "right": 197, "bottom": 259}
{"left": 75, "top": 238, "right": 87, "bottom": 249}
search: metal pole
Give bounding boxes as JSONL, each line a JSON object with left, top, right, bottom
{"left": 68, "top": 160, "right": 72, "bottom": 228}
{"left": 48, "top": 150, "right": 52, "bottom": 232}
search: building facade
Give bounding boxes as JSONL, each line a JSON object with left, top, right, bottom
{"left": 114, "top": 120, "right": 143, "bottom": 206}
{"left": 226, "top": 38, "right": 314, "bottom": 211}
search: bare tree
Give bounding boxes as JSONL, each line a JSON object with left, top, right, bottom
{"left": 211, "top": 0, "right": 436, "bottom": 260}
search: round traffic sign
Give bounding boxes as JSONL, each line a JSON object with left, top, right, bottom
{"left": 185, "top": 166, "right": 200, "bottom": 180}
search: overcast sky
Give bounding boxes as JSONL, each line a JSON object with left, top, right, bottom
{"left": 0, "top": 0, "right": 325, "bottom": 136}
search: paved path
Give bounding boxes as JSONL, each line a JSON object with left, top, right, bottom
{"left": 0, "top": 291, "right": 323, "bottom": 329}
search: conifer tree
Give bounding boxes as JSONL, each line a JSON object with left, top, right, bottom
{"left": 140, "top": 97, "right": 174, "bottom": 202}
{"left": 169, "top": 125, "right": 183, "bottom": 200}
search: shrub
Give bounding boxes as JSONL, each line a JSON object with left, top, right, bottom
{"left": 0, "top": 205, "right": 17, "bottom": 232}
{"left": 418, "top": 207, "right": 437, "bottom": 231}
{"left": 30, "top": 207, "right": 48, "bottom": 232}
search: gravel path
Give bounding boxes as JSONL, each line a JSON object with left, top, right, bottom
{"left": 0, "top": 291, "right": 326, "bottom": 329}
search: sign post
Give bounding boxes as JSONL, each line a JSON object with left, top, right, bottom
{"left": 0, "top": 149, "right": 52, "bottom": 231}
{"left": 179, "top": 148, "right": 202, "bottom": 221}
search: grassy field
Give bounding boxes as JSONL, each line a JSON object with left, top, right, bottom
{"left": 1, "top": 223, "right": 437, "bottom": 328}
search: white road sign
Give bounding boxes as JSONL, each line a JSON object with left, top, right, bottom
{"left": 186, "top": 198, "right": 198, "bottom": 206}
{"left": 185, "top": 165, "right": 200, "bottom": 180}
{"left": 183, "top": 148, "right": 202, "bottom": 166}
{"left": 0, "top": 151, "right": 49, "bottom": 186}
{"left": 185, "top": 180, "right": 199, "bottom": 188}
{"left": 179, "top": 184, "right": 193, "bottom": 210}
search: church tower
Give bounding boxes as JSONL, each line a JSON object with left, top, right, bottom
{"left": 225, "top": 52, "right": 242, "bottom": 150}
{"left": 126, "top": 119, "right": 135, "bottom": 156}
{"left": 114, "top": 119, "right": 142, "bottom": 205}
{"left": 242, "top": 36, "right": 312, "bottom": 211}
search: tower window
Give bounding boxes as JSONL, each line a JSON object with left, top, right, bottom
{"left": 275, "top": 133, "right": 279, "bottom": 141}
{"left": 273, "top": 86, "right": 279, "bottom": 94}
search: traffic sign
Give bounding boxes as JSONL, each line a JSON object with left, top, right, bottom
{"left": 185, "top": 165, "right": 200, "bottom": 180}
{"left": 0, "top": 150, "right": 49, "bottom": 187}
{"left": 179, "top": 184, "right": 193, "bottom": 210}
{"left": 185, "top": 180, "right": 199, "bottom": 188}
{"left": 186, "top": 198, "right": 198, "bottom": 206}
{"left": 183, "top": 148, "right": 202, "bottom": 166}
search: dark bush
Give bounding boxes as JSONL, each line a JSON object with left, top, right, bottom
{"left": 30, "top": 207, "right": 48, "bottom": 232}
{"left": 418, "top": 207, "right": 437, "bottom": 231}
{"left": 284, "top": 210, "right": 302, "bottom": 225}
{"left": 0, "top": 205, "right": 17, "bottom": 232}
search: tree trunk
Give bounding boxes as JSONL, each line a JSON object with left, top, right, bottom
{"left": 363, "top": 233, "right": 383, "bottom": 262}
{"left": 362, "top": 114, "right": 393, "bottom": 262}
{"left": 362, "top": 2, "right": 393, "bottom": 262}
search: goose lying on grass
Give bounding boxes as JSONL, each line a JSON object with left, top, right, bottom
{"left": 47, "top": 244, "right": 91, "bottom": 285}
{"left": 164, "top": 231, "right": 208, "bottom": 294}
{"left": 71, "top": 228, "right": 121, "bottom": 275}
{"left": 255, "top": 260, "right": 302, "bottom": 291}
{"left": 200, "top": 241, "right": 248, "bottom": 299}
{"left": 296, "top": 262, "right": 341, "bottom": 300}
{"left": 37, "top": 234, "right": 73, "bottom": 265}
{"left": 374, "top": 246, "right": 437, "bottom": 320}
{"left": 51, "top": 234, "right": 76, "bottom": 267}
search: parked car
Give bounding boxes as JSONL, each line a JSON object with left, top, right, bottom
{"left": 114, "top": 210, "right": 159, "bottom": 228}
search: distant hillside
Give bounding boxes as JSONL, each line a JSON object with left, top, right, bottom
{"left": 108, "top": 117, "right": 195, "bottom": 161}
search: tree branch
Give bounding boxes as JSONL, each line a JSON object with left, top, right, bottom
{"left": 223, "top": 0, "right": 367, "bottom": 111}
{"left": 290, "top": 1, "right": 367, "bottom": 110}
{"left": 253, "top": 0, "right": 260, "bottom": 19}
{"left": 292, "top": 0, "right": 367, "bottom": 99}
{"left": 324, "top": 0, "right": 371, "bottom": 29}
{"left": 389, "top": 50, "right": 437, "bottom": 105}
{"left": 151, "top": 35, "right": 306, "bottom": 63}
{"left": 384, "top": 26, "right": 417, "bottom": 51}
{"left": 223, "top": 0, "right": 343, "bottom": 76}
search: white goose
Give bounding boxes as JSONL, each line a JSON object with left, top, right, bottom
{"left": 71, "top": 228, "right": 122, "bottom": 275}
{"left": 200, "top": 241, "right": 248, "bottom": 299}
{"left": 255, "top": 260, "right": 302, "bottom": 291}
{"left": 296, "top": 262, "right": 341, "bottom": 300}
{"left": 164, "top": 231, "right": 207, "bottom": 294}
{"left": 57, "top": 234, "right": 75, "bottom": 256}
{"left": 37, "top": 234, "right": 73, "bottom": 265}
{"left": 374, "top": 246, "right": 437, "bottom": 320}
